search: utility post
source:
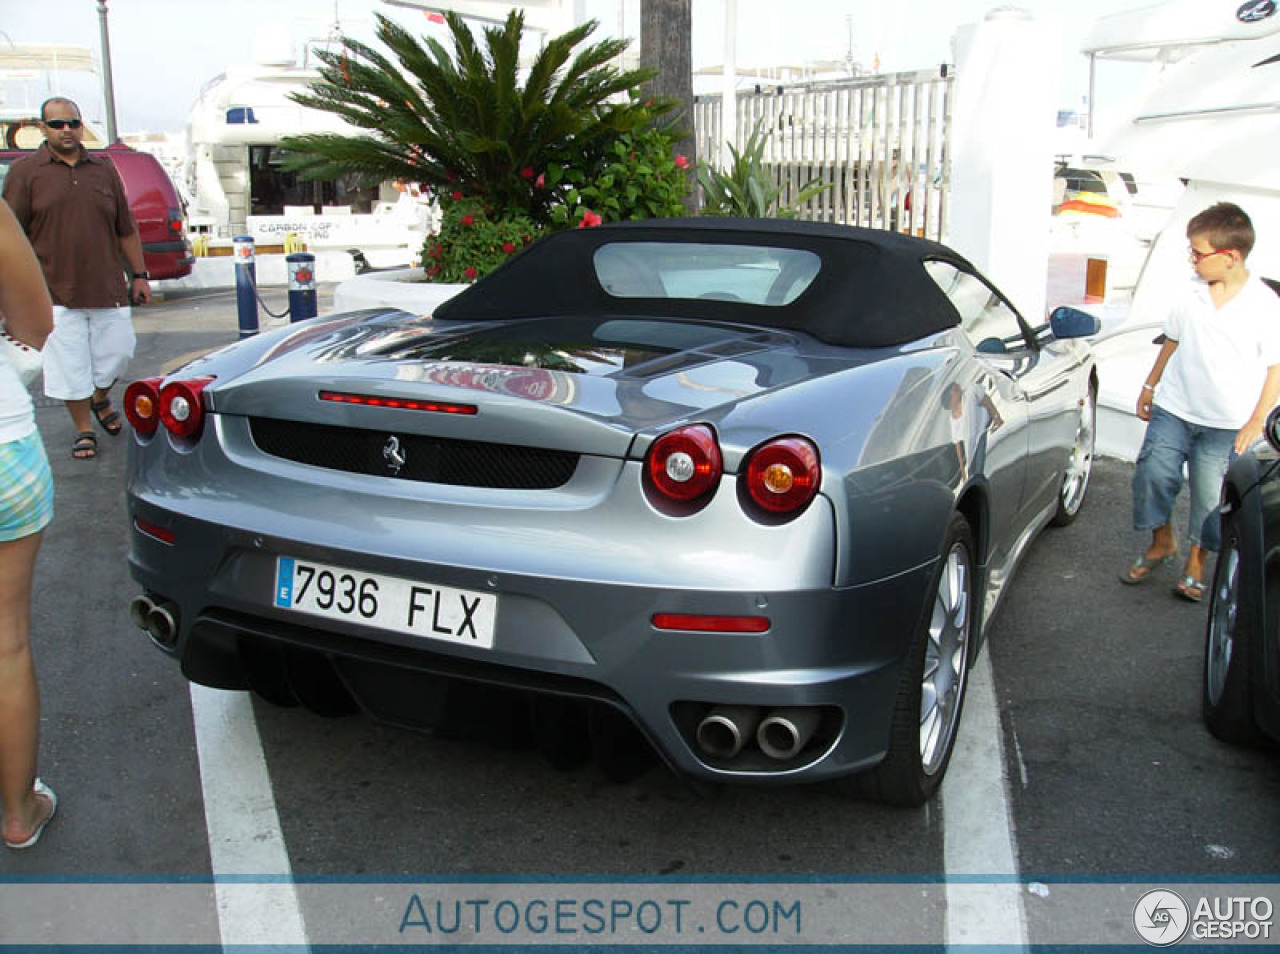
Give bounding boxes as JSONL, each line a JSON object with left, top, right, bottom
{"left": 96, "top": 0, "right": 121, "bottom": 143}
{"left": 640, "top": 0, "right": 695, "bottom": 213}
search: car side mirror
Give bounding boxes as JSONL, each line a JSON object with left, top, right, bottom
{"left": 1266, "top": 405, "right": 1280, "bottom": 453}
{"left": 1048, "top": 306, "right": 1101, "bottom": 339}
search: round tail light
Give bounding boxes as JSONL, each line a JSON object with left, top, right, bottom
{"left": 646, "top": 424, "right": 722, "bottom": 503}
{"left": 744, "top": 436, "right": 821, "bottom": 514}
{"left": 124, "top": 377, "right": 163, "bottom": 437}
{"left": 159, "top": 377, "right": 215, "bottom": 441}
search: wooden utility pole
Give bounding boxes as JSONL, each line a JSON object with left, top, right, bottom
{"left": 640, "top": 0, "right": 695, "bottom": 212}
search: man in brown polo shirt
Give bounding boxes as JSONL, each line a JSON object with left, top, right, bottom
{"left": 2, "top": 97, "right": 151, "bottom": 460}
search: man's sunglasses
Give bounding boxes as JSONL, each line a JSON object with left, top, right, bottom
{"left": 42, "top": 118, "right": 82, "bottom": 130}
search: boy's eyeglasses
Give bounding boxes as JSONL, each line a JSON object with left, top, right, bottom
{"left": 1188, "top": 246, "right": 1231, "bottom": 264}
{"left": 42, "top": 118, "right": 82, "bottom": 130}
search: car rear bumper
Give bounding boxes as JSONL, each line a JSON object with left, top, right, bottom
{"left": 128, "top": 501, "right": 935, "bottom": 785}
{"left": 143, "top": 242, "right": 195, "bottom": 279}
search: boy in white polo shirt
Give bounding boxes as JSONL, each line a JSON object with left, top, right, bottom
{"left": 1122, "top": 202, "right": 1280, "bottom": 601}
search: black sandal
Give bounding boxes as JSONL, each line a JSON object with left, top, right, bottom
{"left": 72, "top": 431, "right": 97, "bottom": 460}
{"left": 90, "top": 397, "right": 122, "bottom": 436}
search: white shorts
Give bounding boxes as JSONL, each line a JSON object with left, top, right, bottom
{"left": 42, "top": 306, "right": 136, "bottom": 401}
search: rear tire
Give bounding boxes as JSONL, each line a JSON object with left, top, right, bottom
{"left": 1051, "top": 383, "right": 1095, "bottom": 527}
{"left": 857, "top": 513, "right": 975, "bottom": 806}
{"left": 1203, "top": 515, "right": 1267, "bottom": 746}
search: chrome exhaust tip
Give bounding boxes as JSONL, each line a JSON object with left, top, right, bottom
{"left": 695, "top": 705, "right": 762, "bottom": 760}
{"left": 129, "top": 594, "right": 156, "bottom": 631}
{"left": 756, "top": 707, "right": 821, "bottom": 760}
{"left": 146, "top": 601, "right": 180, "bottom": 647}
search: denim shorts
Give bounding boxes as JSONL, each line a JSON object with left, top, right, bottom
{"left": 1132, "top": 405, "right": 1234, "bottom": 551}
{"left": 0, "top": 431, "right": 54, "bottom": 542}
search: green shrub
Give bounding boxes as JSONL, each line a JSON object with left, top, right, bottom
{"left": 423, "top": 196, "right": 544, "bottom": 283}
{"left": 548, "top": 118, "right": 691, "bottom": 228}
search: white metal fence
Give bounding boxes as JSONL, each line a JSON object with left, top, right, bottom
{"left": 693, "top": 68, "right": 954, "bottom": 242}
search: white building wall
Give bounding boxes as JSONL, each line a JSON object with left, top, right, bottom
{"left": 948, "top": 8, "right": 1060, "bottom": 323}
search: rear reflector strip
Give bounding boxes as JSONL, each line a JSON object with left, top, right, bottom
{"left": 134, "top": 518, "right": 176, "bottom": 544}
{"left": 651, "top": 613, "right": 770, "bottom": 634}
{"left": 319, "top": 391, "right": 477, "bottom": 415}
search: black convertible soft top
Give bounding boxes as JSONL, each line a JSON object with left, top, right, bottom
{"left": 433, "top": 218, "right": 973, "bottom": 348}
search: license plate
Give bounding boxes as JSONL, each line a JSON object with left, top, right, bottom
{"left": 273, "top": 557, "right": 496, "bottom": 648}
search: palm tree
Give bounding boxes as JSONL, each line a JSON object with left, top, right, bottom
{"left": 281, "top": 10, "right": 666, "bottom": 224}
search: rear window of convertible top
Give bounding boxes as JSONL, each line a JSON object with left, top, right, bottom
{"left": 593, "top": 242, "right": 821, "bottom": 307}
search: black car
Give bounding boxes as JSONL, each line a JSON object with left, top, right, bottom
{"left": 1203, "top": 404, "right": 1280, "bottom": 746}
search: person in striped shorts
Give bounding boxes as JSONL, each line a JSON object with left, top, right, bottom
{"left": 0, "top": 198, "right": 57, "bottom": 850}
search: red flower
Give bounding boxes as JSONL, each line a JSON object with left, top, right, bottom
{"left": 451, "top": 191, "right": 462, "bottom": 201}
{"left": 502, "top": 241, "right": 516, "bottom": 254}
{"left": 460, "top": 214, "right": 474, "bottom": 226}
{"left": 427, "top": 265, "right": 441, "bottom": 276}
{"left": 519, "top": 167, "right": 535, "bottom": 180}
{"left": 464, "top": 266, "right": 478, "bottom": 279}
{"left": 578, "top": 209, "right": 603, "bottom": 229}
{"left": 428, "top": 243, "right": 442, "bottom": 259}
{"left": 534, "top": 173, "right": 546, "bottom": 188}
{"left": 445, "top": 171, "right": 457, "bottom": 182}
{"left": 523, "top": 234, "right": 532, "bottom": 245}
{"left": 674, "top": 153, "right": 690, "bottom": 169}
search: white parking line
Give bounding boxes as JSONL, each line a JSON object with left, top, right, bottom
{"left": 189, "top": 655, "right": 1022, "bottom": 948}
{"left": 942, "top": 651, "right": 1029, "bottom": 947}
{"left": 190, "top": 685, "right": 309, "bottom": 948}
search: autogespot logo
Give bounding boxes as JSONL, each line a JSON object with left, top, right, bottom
{"left": 1134, "top": 889, "right": 1191, "bottom": 946}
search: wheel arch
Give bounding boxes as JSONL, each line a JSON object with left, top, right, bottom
{"left": 955, "top": 484, "right": 988, "bottom": 574}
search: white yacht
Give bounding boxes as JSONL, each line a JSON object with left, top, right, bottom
{"left": 183, "top": 25, "right": 435, "bottom": 268}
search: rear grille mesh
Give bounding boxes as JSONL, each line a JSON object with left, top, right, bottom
{"left": 248, "top": 417, "right": 579, "bottom": 489}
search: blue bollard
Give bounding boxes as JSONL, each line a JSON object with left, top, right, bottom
{"left": 286, "top": 252, "right": 317, "bottom": 322}
{"left": 233, "top": 235, "right": 259, "bottom": 338}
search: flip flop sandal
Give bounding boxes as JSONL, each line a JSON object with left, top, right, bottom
{"left": 4, "top": 779, "right": 57, "bottom": 850}
{"left": 71, "top": 431, "right": 97, "bottom": 460}
{"left": 1175, "top": 576, "right": 1205, "bottom": 603}
{"left": 90, "top": 397, "right": 123, "bottom": 436}
{"left": 1118, "top": 551, "right": 1176, "bottom": 585}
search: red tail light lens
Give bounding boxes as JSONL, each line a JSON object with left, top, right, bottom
{"left": 652, "top": 613, "right": 770, "bottom": 634}
{"left": 124, "top": 377, "right": 163, "bottom": 437}
{"left": 646, "top": 424, "right": 722, "bottom": 503}
{"left": 159, "top": 377, "right": 215, "bottom": 441}
{"left": 167, "top": 207, "right": 184, "bottom": 234}
{"left": 744, "top": 436, "right": 821, "bottom": 514}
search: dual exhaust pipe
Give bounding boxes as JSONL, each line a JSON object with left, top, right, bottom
{"left": 694, "top": 704, "right": 822, "bottom": 762}
{"left": 129, "top": 593, "right": 180, "bottom": 647}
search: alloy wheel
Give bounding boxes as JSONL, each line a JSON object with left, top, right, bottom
{"left": 920, "top": 541, "right": 971, "bottom": 775}
{"left": 1206, "top": 539, "right": 1240, "bottom": 707}
{"left": 1060, "top": 388, "right": 1096, "bottom": 517}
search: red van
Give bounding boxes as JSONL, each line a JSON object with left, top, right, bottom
{"left": 1, "top": 139, "right": 194, "bottom": 281}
